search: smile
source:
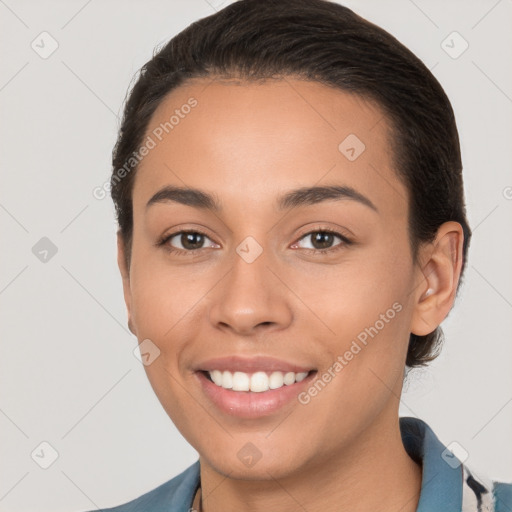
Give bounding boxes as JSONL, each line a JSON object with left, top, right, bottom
{"left": 194, "top": 356, "right": 317, "bottom": 418}
{"left": 207, "top": 370, "right": 309, "bottom": 392}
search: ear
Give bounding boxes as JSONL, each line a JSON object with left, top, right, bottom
{"left": 410, "top": 221, "right": 465, "bottom": 336}
{"left": 117, "top": 231, "right": 136, "bottom": 336}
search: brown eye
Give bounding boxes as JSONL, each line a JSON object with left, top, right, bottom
{"left": 173, "top": 232, "right": 206, "bottom": 250}
{"left": 159, "top": 230, "right": 219, "bottom": 255}
{"left": 295, "top": 230, "right": 347, "bottom": 252}
{"left": 310, "top": 232, "right": 337, "bottom": 250}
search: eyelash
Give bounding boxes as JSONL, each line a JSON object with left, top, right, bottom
{"left": 156, "top": 227, "right": 353, "bottom": 257}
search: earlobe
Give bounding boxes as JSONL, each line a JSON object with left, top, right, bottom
{"left": 127, "top": 318, "right": 136, "bottom": 336}
{"left": 117, "top": 231, "right": 136, "bottom": 336}
{"left": 410, "top": 221, "right": 464, "bottom": 336}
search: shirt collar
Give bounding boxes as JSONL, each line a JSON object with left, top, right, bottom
{"left": 401, "top": 416, "right": 463, "bottom": 511}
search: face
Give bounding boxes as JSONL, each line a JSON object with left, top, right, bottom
{"left": 119, "top": 78, "right": 435, "bottom": 480}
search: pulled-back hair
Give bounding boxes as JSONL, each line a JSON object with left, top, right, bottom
{"left": 111, "top": 0, "right": 472, "bottom": 368}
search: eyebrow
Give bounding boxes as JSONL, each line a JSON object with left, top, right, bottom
{"left": 146, "top": 184, "right": 378, "bottom": 213}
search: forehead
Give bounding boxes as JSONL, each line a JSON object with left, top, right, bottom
{"left": 133, "top": 77, "right": 407, "bottom": 219}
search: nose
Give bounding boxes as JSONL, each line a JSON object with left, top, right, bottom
{"left": 208, "top": 245, "right": 293, "bottom": 336}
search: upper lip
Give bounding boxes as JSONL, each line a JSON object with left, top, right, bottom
{"left": 195, "top": 355, "right": 315, "bottom": 373}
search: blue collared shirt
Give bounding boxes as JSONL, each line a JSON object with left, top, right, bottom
{"left": 89, "top": 417, "right": 511, "bottom": 512}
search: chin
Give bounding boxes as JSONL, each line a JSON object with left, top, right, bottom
{"left": 201, "top": 451, "right": 305, "bottom": 482}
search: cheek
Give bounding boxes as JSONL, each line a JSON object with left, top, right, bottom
{"left": 128, "top": 239, "right": 196, "bottom": 326}
{"left": 294, "top": 246, "right": 409, "bottom": 338}
{"left": 127, "top": 257, "right": 205, "bottom": 430}
{"left": 129, "top": 269, "right": 169, "bottom": 337}
{"left": 309, "top": 246, "right": 413, "bottom": 389}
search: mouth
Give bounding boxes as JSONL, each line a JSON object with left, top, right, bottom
{"left": 202, "top": 369, "right": 313, "bottom": 392}
{"left": 194, "top": 356, "right": 317, "bottom": 418}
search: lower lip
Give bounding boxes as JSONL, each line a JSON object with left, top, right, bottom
{"left": 196, "top": 371, "right": 316, "bottom": 418}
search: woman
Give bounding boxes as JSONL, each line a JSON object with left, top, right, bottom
{"left": 88, "top": 0, "right": 511, "bottom": 510}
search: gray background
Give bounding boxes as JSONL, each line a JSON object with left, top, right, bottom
{"left": 1, "top": 0, "right": 511, "bottom": 510}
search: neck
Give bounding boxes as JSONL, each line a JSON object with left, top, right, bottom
{"left": 197, "top": 415, "right": 422, "bottom": 512}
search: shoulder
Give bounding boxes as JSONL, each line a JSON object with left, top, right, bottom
{"left": 81, "top": 460, "right": 200, "bottom": 512}
{"left": 399, "top": 417, "right": 511, "bottom": 512}
{"left": 492, "top": 480, "right": 512, "bottom": 512}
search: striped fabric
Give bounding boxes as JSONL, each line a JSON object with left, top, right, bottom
{"left": 462, "top": 465, "right": 499, "bottom": 512}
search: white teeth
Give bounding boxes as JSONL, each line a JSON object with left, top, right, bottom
{"left": 283, "top": 372, "right": 295, "bottom": 385}
{"left": 207, "top": 370, "right": 310, "bottom": 392}
{"left": 250, "top": 371, "right": 268, "bottom": 392}
{"left": 295, "top": 372, "right": 308, "bottom": 382}
{"left": 269, "top": 371, "right": 284, "bottom": 389}
{"left": 211, "top": 370, "right": 223, "bottom": 386}
{"left": 232, "top": 371, "right": 250, "bottom": 391}
{"left": 221, "top": 370, "right": 233, "bottom": 389}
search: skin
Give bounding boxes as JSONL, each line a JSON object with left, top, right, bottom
{"left": 117, "top": 77, "right": 464, "bottom": 512}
